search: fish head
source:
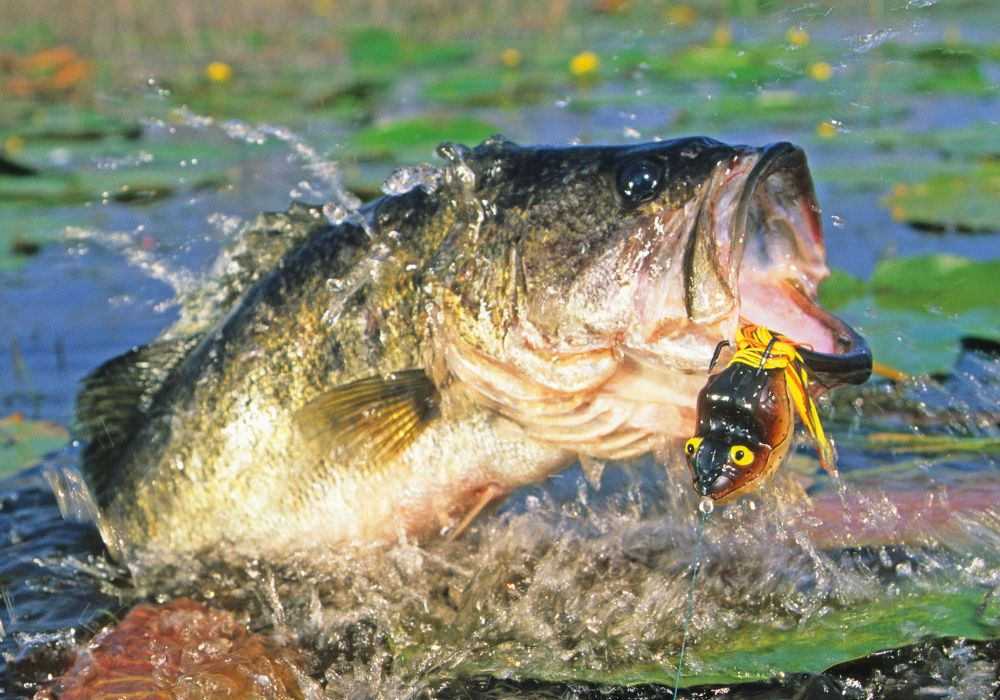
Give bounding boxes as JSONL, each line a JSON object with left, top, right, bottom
{"left": 430, "top": 137, "right": 869, "bottom": 456}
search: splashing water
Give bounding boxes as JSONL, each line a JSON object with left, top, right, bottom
{"left": 381, "top": 163, "right": 442, "bottom": 196}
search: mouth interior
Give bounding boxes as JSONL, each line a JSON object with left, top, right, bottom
{"left": 732, "top": 146, "right": 839, "bottom": 354}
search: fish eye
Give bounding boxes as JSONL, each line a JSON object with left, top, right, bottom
{"left": 729, "top": 445, "right": 754, "bottom": 467}
{"left": 685, "top": 437, "right": 702, "bottom": 457}
{"left": 617, "top": 157, "right": 665, "bottom": 205}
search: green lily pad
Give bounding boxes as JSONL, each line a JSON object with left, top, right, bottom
{"left": 347, "top": 115, "right": 499, "bottom": 162}
{"left": 0, "top": 413, "right": 68, "bottom": 478}
{"left": 646, "top": 44, "right": 808, "bottom": 84}
{"left": 348, "top": 27, "right": 401, "bottom": 75}
{"left": 0, "top": 135, "right": 253, "bottom": 206}
{"left": 423, "top": 70, "right": 547, "bottom": 107}
{"left": 403, "top": 39, "right": 476, "bottom": 68}
{"left": 847, "top": 122, "right": 1000, "bottom": 161}
{"left": 870, "top": 254, "right": 1000, "bottom": 314}
{"left": 0, "top": 102, "right": 140, "bottom": 141}
{"left": 817, "top": 268, "right": 865, "bottom": 310}
{"left": 818, "top": 255, "right": 1000, "bottom": 373}
{"left": 882, "top": 163, "right": 1000, "bottom": 232}
{"left": 0, "top": 206, "right": 68, "bottom": 271}
{"left": 820, "top": 255, "right": 1000, "bottom": 316}
{"left": 450, "top": 584, "right": 995, "bottom": 688}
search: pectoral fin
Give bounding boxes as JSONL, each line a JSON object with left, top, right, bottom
{"left": 296, "top": 369, "right": 438, "bottom": 466}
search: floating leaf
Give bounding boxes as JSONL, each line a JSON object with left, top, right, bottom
{"left": 348, "top": 27, "right": 401, "bottom": 74}
{"left": 0, "top": 413, "right": 68, "bottom": 478}
{"left": 403, "top": 40, "right": 476, "bottom": 68}
{"left": 348, "top": 116, "right": 498, "bottom": 161}
{"left": 423, "top": 69, "right": 548, "bottom": 107}
{"left": 0, "top": 206, "right": 68, "bottom": 271}
{"left": 814, "top": 256, "right": 1000, "bottom": 373}
{"left": 860, "top": 433, "right": 1000, "bottom": 455}
{"left": 870, "top": 254, "right": 1000, "bottom": 314}
{"left": 882, "top": 163, "right": 1000, "bottom": 232}
{"left": 451, "top": 585, "right": 996, "bottom": 688}
{"left": 817, "top": 268, "right": 864, "bottom": 310}
{"left": 647, "top": 44, "right": 802, "bottom": 84}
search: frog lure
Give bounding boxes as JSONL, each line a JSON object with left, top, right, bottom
{"left": 684, "top": 323, "right": 856, "bottom": 502}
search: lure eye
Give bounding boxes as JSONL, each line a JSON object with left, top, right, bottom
{"left": 729, "top": 445, "right": 754, "bottom": 467}
{"left": 617, "top": 157, "right": 665, "bottom": 205}
{"left": 685, "top": 437, "right": 702, "bottom": 457}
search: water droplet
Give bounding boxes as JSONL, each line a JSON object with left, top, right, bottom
{"left": 323, "top": 203, "right": 352, "bottom": 226}
{"left": 852, "top": 29, "right": 899, "bottom": 54}
{"left": 699, "top": 497, "right": 715, "bottom": 515}
{"left": 381, "top": 163, "right": 441, "bottom": 195}
{"left": 830, "top": 214, "right": 847, "bottom": 228}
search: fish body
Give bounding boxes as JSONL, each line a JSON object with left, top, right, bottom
{"left": 76, "top": 136, "right": 866, "bottom": 560}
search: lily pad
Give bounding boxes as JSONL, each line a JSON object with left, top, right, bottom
{"left": 882, "top": 163, "right": 1000, "bottom": 232}
{"left": 0, "top": 413, "right": 68, "bottom": 478}
{"left": 423, "top": 70, "right": 547, "bottom": 107}
{"left": 646, "top": 44, "right": 809, "bottom": 85}
{"left": 453, "top": 585, "right": 996, "bottom": 688}
{"left": 0, "top": 136, "right": 250, "bottom": 206}
{"left": 0, "top": 207, "right": 68, "bottom": 271}
{"left": 347, "top": 115, "right": 499, "bottom": 162}
{"left": 348, "top": 27, "right": 401, "bottom": 75}
{"left": 819, "top": 255, "right": 1000, "bottom": 373}
{"left": 870, "top": 254, "right": 1000, "bottom": 314}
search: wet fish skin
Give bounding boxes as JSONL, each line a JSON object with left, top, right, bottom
{"left": 77, "top": 136, "right": 847, "bottom": 559}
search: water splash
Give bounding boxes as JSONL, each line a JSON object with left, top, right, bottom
{"left": 851, "top": 29, "right": 899, "bottom": 53}
{"left": 66, "top": 225, "right": 197, "bottom": 300}
{"left": 381, "top": 163, "right": 442, "bottom": 196}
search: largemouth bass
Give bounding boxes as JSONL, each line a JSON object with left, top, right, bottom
{"left": 76, "top": 136, "right": 870, "bottom": 560}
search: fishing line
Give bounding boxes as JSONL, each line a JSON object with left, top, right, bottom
{"left": 673, "top": 496, "right": 714, "bottom": 699}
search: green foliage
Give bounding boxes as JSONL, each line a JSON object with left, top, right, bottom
{"left": 819, "top": 255, "right": 1000, "bottom": 373}
{"left": 348, "top": 116, "right": 498, "bottom": 161}
{"left": 0, "top": 207, "right": 64, "bottom": 271}
{"left": 884, "top": 163, "right": 1000, "bottom": 232}
{"left": 450, "top": 585, "right": 997, "bottom": 688}
{"left": 0, "top": 414, "right": 68, "bottom": 477}
{"left": 348, "top": 27, "right": 402, "bottom": 74}
{"left": 817, "top": 268, "right": 864, "bottom": 310}
{"left": 870, "top": 254, "right": 1000, "bottom": 314}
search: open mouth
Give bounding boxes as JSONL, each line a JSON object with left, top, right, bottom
{"left": 692, "top": 142, "right": 872, "bottom": 388}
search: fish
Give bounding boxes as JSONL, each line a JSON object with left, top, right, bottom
{"left": 684, "top": 323, "right": 864, "bottom": 502}
{"left": 74, "top": 136, "right": 871, "bottom": 560}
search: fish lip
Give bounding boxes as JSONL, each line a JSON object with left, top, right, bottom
{"left": 735, "top": 143, "right": 872, "bottom": 387}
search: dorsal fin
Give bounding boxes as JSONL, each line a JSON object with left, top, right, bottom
{"left": 296, "top": 369, "right": 438, "bottom": 469}
{"left": 76, "top": 336, "right": 200, "bottom": 506}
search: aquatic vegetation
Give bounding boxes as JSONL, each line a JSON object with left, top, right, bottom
{"left": 0, "top": 413, "right": 67, "bottom": 478}
{"left": 204, "top": 60, "right": 234, "bottom": 84}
